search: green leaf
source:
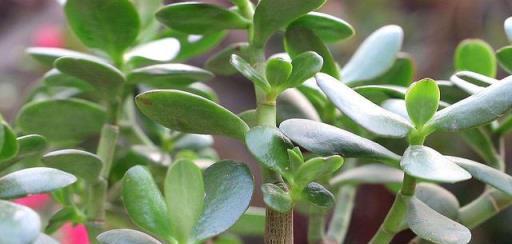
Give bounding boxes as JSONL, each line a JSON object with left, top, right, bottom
{"left": 132, "top": 0, "right": 161, "bottom": 42}
{"left": 0, "top": 122, "right": 18, "bottom": 162}
{"left": 174, "top": 134, "right": 214, "bottom": 151}
{"left": 172, "top": 31, "right": 227, "bottom": 62}
{"left": 449, "top": 71, "right": 493, "bottom": 95}
{"left": 55, "top": 56, "right": 125, "bottom": 100}
{"left": 341, "top": 25, "right": 403, "bottom": 85}
{"left": 280, "top": 119, "right": 401, "bottom": 165}
{"left": 415, "top": 183, "right": 460, "bottom": 220}
{"left": 286, "top": 51, "right": 323, "bottom": 88}
{"left": 426, "top": 75, "right": 512, "bottom": 132}
{"left": 330, "top": 164, "right": 403, "bottom": 186}
{"left": 128, "top": 145, "right": 171, "bottom": 167}
{"left": 15, "top": 134, "right": 47, "bottom": 159}
{"left": 294, "top": 156, "right": 344, "bottom": 187}
{"left": 381, "top": 99, "right": 409, "bottom": 119}
{"left": 405, "top": 78, "right": 440, "bottom": 128}
{"left": 400, "top": 145, "right": 471, "bottom": 183}
{"left": 363, "top": 53, "right": 415, "bottom": 86}
{"left": 165, "top": 160, "right": 204, "bottom": 243}
{"left": 122, "top": 166, "right": 171, "bottom": 239}
{"left": 448, "top": 156, "right": 512, "bottom": 195}
{"left": 0, "top": 167, "right": 76, "bottom": 199}
{"left": 191, "top": 160, "right": 253, "bottom": 241}
{"left": 34, "top": 233, "right": 59, "bottom": 244}
{"left": 266, "top": 57, "right": 292, "bottom": 88}
{"left": 127, "top": 64, "right": 214, "bottom": 88}
{"left": 316, "top": 73, "right": 413, "bottom": 138}
{"left": 16, "top": 99, "right": 107, "bottom": 143}
{"left": 252, "top": 0, "right": 326, "bottom": 47}
{"left": 43, "top": 69, "right": 95, "bottom": 92}
{"left": 496, "top": 46, "right": 512, "bottom": 74}
{"left": 407, "top": 197, "right": 471, "bottom": 244}
{"left": 0, "top": 200, "right": 41, "bottom": 244}
{"left": 64, "top": 0, "right": 140, "bottom": 58}
{"left": 42, "top": 149, "right": 103, "bottom": 182}
{"left": 506, "top": 17, "right": 512, "bottom": 42}
{"left": 455, "top": 39, "right": 496, "bottom": 77}
{"left": 290, "top": 12, "right": 354, "bottom": 43}
{"left": 206, "top": 43, "right": 250, "bottom": 76}
{"left": 136, "top": 90, "right": 249, "bottom": 140}
{"left": 125, "top": 38, "right": 180, "bottom": 63}
{"left": 229, "top": 207, "right": 265, "bottom": 236}
{"left": 179, "top": 83, "right": 219, "bottom": 102}
{"left": 98, "top": 229, "right": 162, "bottom": 244}
{"left": 285, "top": 25, "right": 340, "bottom": 78}
{"left": 354, "top": 85, "right": 407, "bottom": 100}
{"left": 261, "top": 183, "right": 293, "bottom": 213}
{"left": 230, "top": 54, "right": 271, "bottom": 92}
{"left": 245, "top": 126, "right": 294, "bottom": 177}
{"left": 277, "top": 89, "right": 321, "bottom": 123}
{"left": 302, "top": 182, "right": 334, "bottom": 208}
{"left": 26, "top": 47, "right": 96, "bottom": 66}
{"left": 157, "top": 3, "right": 249, "bottom": 34}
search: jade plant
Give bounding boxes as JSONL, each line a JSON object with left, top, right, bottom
{"left": 2, "top": 0, "right": 512, "bottom": 243}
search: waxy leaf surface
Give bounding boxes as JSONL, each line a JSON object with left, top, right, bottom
{"left": 27, "top": 47, "right": 96, "bottom": 66}
{"left": 0, "top": 200, "right": 41, "bottom": 244}
{"left": 496, "top": 46, "right": 512, "bottom": 74}
{"left": 261, "top": 183, "right": 293, "bottom": 213}
{"left": 405, "top": 79, "right": 440, "bottom": 128}
{"left": 330, "top": 164, "right": 403, "bottom": 186}
{"left": 127, "top": 64, "right": 213, "bottom": 88}
{"left": 415, "top": 183, "right": 460, "bottom": 220}
{"left": 302, "top": 182, "right": 334, "bottom": 208}
{"left": 42, "top": 149, "right": 103, "bottom": 182}
{"left": 97, "top": 229, "right": 162, "bottom": 244}
{"left": 291, "top": 12, "right": 354, "bottom": 43}
{"left": 455, "top": 39, "right": 496, "bottom": 77}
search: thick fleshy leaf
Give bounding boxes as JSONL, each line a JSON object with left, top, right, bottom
{"left": 245, "top": 126, "right": 294, "bottom": 176}
{"left": 122, "top": 166, "right": 171, "bottom": 239}
{"left": 400, "top": 145, "right": 471, "bottom": 183}
{"left": 261, "top": 183, "right": 293, "bottom": 213}
{"left": 15, "top": 134, "right": 47, "bottom": 159}
{"left": 229, "top": 207, "right": 265, "bottom": 236}
{"left": 176, "top": 83, "right": 219, "bottom": 102}
{"left": 156, "top": 3, "right": 249, "bottom": 34}
{"left": 191, "top": 161, "right": 253, "bottom": 241}
{"left": 455, "top": 39, "right": 496, "bottom": 77}
{"left": 125, "top": 38, "right": 180, "bottom": 62}
{"left": 407, "top": 197, "right": 471, "bottom": 244}
{"left": 415, "top": 183, "right": 460, "bottom": 220}
{"left": 206, "top": 43, "right": 250, "bottom": 76}
{"left": 294, "top": 156, "right": 344, "bottom": 187}
{"left": 97, "top": 229, "right": 162, "bottom": 244}
{"left": 363, "top": 53, "right": 415, "bottom": 86}
{"left": 290, "top": 12, "right": 354, "bottom": 43}
{"left": 286, "top": 51, "right": 323, "bottom": 88}
{"left": 16, "top": 99, "right": 107, "bottom": 143}
{"left": 55, "top": 56, "right": 125, "bottom": 99}
{"left": 341, "top": 25, "right": 403, "bottom": 85}
{"left": 165, "top": 159, "right": 204, "bottom": 243}
{"left": 381, "top": 99, "right": 409, "bottom": 119}
{"left": 496, "top": 46, "right": 512, "bottom": 74}
{"left": 136, "top": 90, "right": 249, "bottom": 140}
{"left": 280, "top": 119, "right": 400, "bottom": 165}
{"left": 265, "top": 57, "right": 292, "bottom": 87}
{"left": 64, "top": 0, "right": 140, "bottom": 58}
{"left": 26, "top": 47, "right": 96, "bottom": 66}
{"left": 0, "top": 167, "right": 76, "bottom": 199}
{"left": 405, "top": 79, "right": 440, "bottom": 128}
{"left": 172, "top": 31, "right": 227, "bottom": 61}
{"left": 448, "top": 156, "right": 512, "bottom": 195}
{"left": 252, "top": 0, "right": 326, "bottom": 47}
{"left": 0, "top": 200, "right": 41, "bottom": 244}
{"left": 277, "top": 89, "right": 321, "bottom": 122}
{"left": 34, "top": 233, "right": 59, "bottom": 244}
{"left": 330, "top": 164, "right": 403, "bottom": 186}
{"left": 302, "top": 182, "right": 334, "bottom": 208}
{"left": 426, "top": 75, "right": 512, "bottom": 132}
{"left": 285, "top": 25, "right": 339, "bottom": 78}
{"left": 42, "top": 149, "right": 103, "bottom": 182}
{"left": 127, "top": 64, "right": 213, "bottom": 88}
{"left": 449, "top": 71, "right": 493, "bottom": 95}
{"left": 230, "top": 54, "right": 271, "bottom": 92}
{"left": 506, "top": 17, "right": 512, "bottom": 42}
{"left": 354, "top": 85, "right": 406, "bottom": 100}
{"left": 0, "top": 122, "right": 18, "bottom": 162}
{"left": 43, "top": 69, "right": 94, "bottom": 92}
{"left": 316, "top": 73, "right": 413, "bottom": 138}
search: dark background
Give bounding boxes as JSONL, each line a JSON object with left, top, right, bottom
{"left": 1, "top": 0, "right": 512, "bottom": 243}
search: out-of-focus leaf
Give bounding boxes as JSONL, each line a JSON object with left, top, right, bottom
{"left": 496, "top": 45, "right": 512, "bottom": 74}
{"left": 26, "top": 47, "right": 96, "bottom": 66}
{"left": 286, "top": 51, "right": 323, "bottom": 88}
{"left": 34, "top": 233, "right": 59, "bottom": 244}
{"left": 506, "top": 17, "right": 512, "bottom": 42}
{"left": 42, "top": 149, "right": 103, "bottom": 182}
{"left": 316, "top": 73, "right": 413, "bottom": 138}
{"left": 381, "top": 99, "right": 409, "bottom": 119}
{"left": 0, "top": 167, "right": 76, "bottom": 199}
{"left": 448, "top": 71, "right": 495, "bottom": 95}
{"left": 136, "top": 90, "right": 249, "bottom": 140}
{"left": 172, "top": 31, "right": 227, "bottom": 61}
{"left": 17, "top": 99, "right": 106, "bottom": 143}
{"left": 415, "top": 183, "right": 460, "bottom": 220}
{"left": 261, "top": 183, "right": 293, "bottom": 213}
{"left": 0, "top": 122, "right": 18, "bottom": 162}
{"left": 302, "top": 182, "right": 334, "bottom": 208}
{"left": 363, "top": 53, "right": 415, "bottom": 86}
{"left": 14, "top": 134, "right": 47, "bottom": 159}
{"left": 407, "top": 197, "right": 471, "bottom": 244}
{"left": 0, "top": 200, "right": 41, "bottom": 244}
{"left": 354, "top": 85, "right": 406, "bottom": 99}
{"left": 290, "top": 12, "right": 354, "bottom": 43}
{"left": 266, "top": 57, "right": 292, "bottom": 88}
{"left": 43, "top": 69, "right": 94, "bottom": 92}
{"left": 294, "top": 156, "right": 343, "bottom": 187}
{"left": 277, "top": 89, "right": 320, "bottom": 123}
{"left": 400, "top": 145, "right": 471, "bottom": 183}
{"left": 405, "top": 79, "right": 440, "bottom": 128}
{"left": 455, "top": 39, "right": 496, "bottom": 77}
{"left": 174, "top": 134, "right": 214, "bottom": 151}
{"left": 280, "top": 119, "right": 400, "bottom": 165}
{"left": 229, "top": 207, "right": 265, "bottom": 236}
{"left": 341, "top": 25, "right": 403, "bottom": 85}
{"left": 127, "top": 64, "right": 213, "bottom": 88}
{"left": 230, "top": 54, "right": 271, "bottom": 92}
{"left": 125, "top": 38, "right": 180, "bottom": 63}
{"left": 97, "top": 229, "right": 162, "bottom": 244}
{"left": 206, "top": 43, "right": 250, "bottom": 76}
{"left": 330, "top": 164, "right": 403, "bottom": 186}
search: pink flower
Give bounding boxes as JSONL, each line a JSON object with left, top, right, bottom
{"left": 32, "top": 25, "right": 64, "bottom": 48}
{"left": 61, "top": 223, "right": 90, "bottom": 244}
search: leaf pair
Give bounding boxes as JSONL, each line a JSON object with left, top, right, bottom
{"left": 122, "top": 160, "right": 253, "bottom": 243}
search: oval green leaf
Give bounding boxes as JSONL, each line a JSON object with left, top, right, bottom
{"left": 0, "top": 200, "right": 41, "bottom": 244}
{"left": 26, "top": 47, "right": 96, "bottom": 66}
{"left": 0, "top": 167, "right": 76, "bottom": 199}
{"left": 405, "top": 78, "right": 440, "bottom": 128}
{"left": 316, "top": 73, "right": 413, "bottom": 138}
{"left": 0, "top": 122, "right": 18, "bottom": 162}
{"left": 400, "top": 145, "right": 471, "bottom": 183}
{"left": 125, "top": 38, "right": 180, "bottom": 63}
{"left": 156, "top": 3, "right": 249, "bottom": 34}
{"left": 363, "top": 53, "right": 415, "bottom": 86}
{"left": 290, "top": 12, "right": 354, "bottom": 43}
{"left": 15, "top": 134, "right": 47, "bottom": 159}
{"left": 294, "top": 156, "right": 344, "bottom": 187}
{"left": 280, "top": 119, "right": 401, "bottom": 165}
{"left": 42, "top": 149, "right": 103, "bottom": 182}
{"left": 16, "top": 99, "right": 107, "bottom": 143}
{"left": 302, "top": 182, "right": 335, "bottom": 208}
{"left": 230, "top": 54, "right": 271, "bottom": 92}
{"left": 97, "top": 229, "right": 162, "bottom": 244}
{"left": 454, "top": 39, "right": 496, "bottom": 77}
{"left": 261, "top": 183, "right": 293, "bottom": 213}
{"left": 206, "top": 42, "right": 250, "bottom": 76}
{"left": 127, "top": 64, "right": 213, "bottom": 88}
{"left": 136, "top": 90, "right": 249, "bottom": 140}
{"left": 286, "top": 51, "right": 323, "bottom": 88}
{"left": 506, "top": 17, "right": 512, "bottom": 42}
{"left": 277, "top": 89, "right": 321, "bottom": 123}
{"left": 496, "top": 45, "right": 512, "bottom": 74}
{"left": 43, "top": 69, "right": 95, "bottom": 92}
{"left": 415, "top": 183, "right": 460, "bottom": 220}
{"left": 266, "top": 57, "right": 292, "bottom": 88}
{"left": 330, "top": 164, "right": 403, "bottom": 186}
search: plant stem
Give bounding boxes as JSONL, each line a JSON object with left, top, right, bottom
{"left": 326, "top": 185, "right": 356, "bottom": 243}
{"left": 308, "top": 210, "right": 326, "bottom": 244}
{"left": 370, "top": 174, "right": 416, "bottom": 244}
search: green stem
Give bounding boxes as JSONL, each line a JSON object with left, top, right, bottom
{"left": 370, "top": 174, "right": 416, "bottom": 244}
{"left": 98, "top": 125, "right": 120, "bottom": 179}
{"left": 308, "top": 211, "right": 326, "bottom": 244}
{"left": 326, "top": 185, "right": 356, "bottom": 243}
{"left": 233, "top": 0, "right": 254, "bottom": 20}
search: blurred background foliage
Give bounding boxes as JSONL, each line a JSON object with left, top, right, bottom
{"left": 1, "top": 0, "right": 512, "bottom": 243}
